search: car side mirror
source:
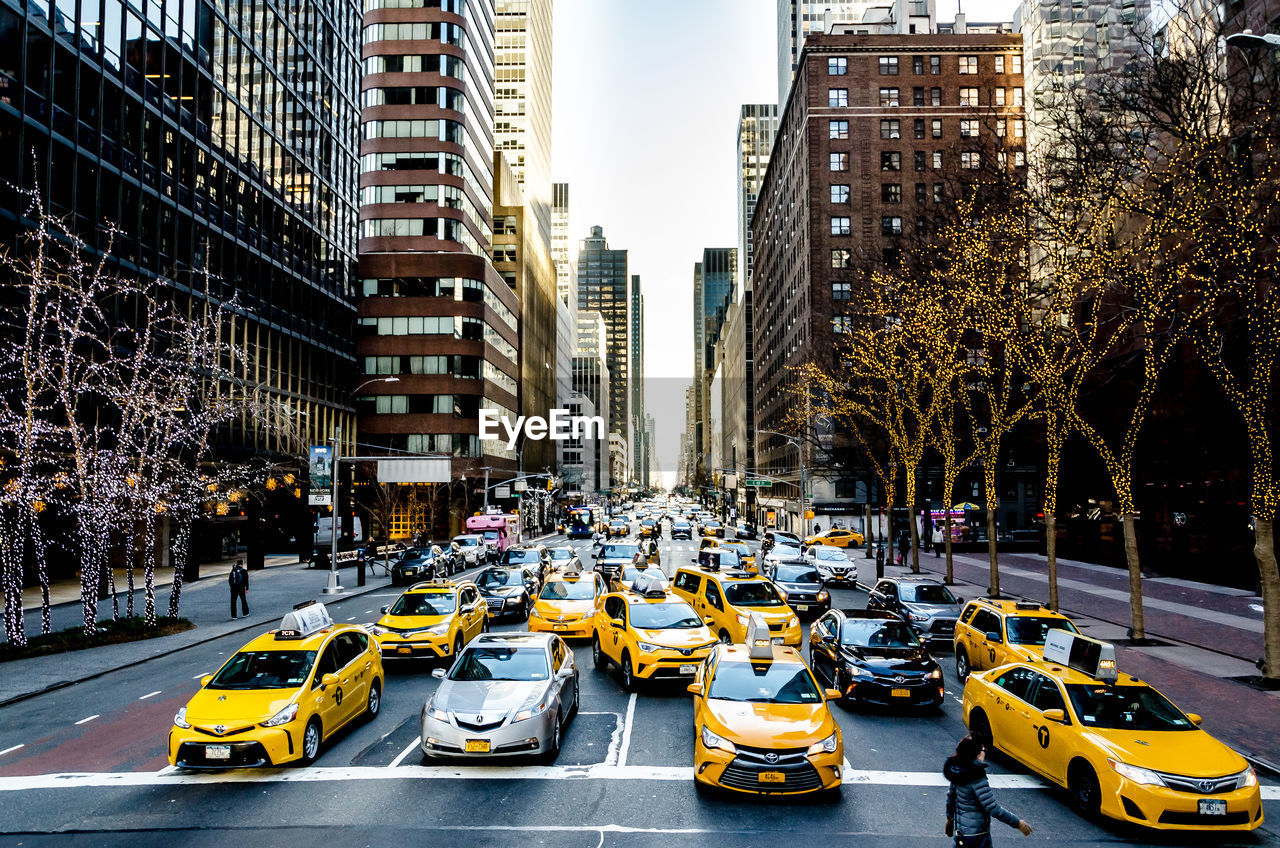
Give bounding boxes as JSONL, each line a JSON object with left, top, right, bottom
{"left": 322, "top": 673, "right": 339, "bottom": 688}
{"left": 686, "top": 682, "right": 704, "bottom": 696}
{"left": 1042, "top": 708, "right": 1066, "bottom": 723}
{"left": 555, "top": 668, "right": 574, "bottom": 681}
{"left": 985, "top": 631, "right": 1002, "bottom": 643}
{"left": 824, "top": 688, "right": 842, "bottom": 700}
{"left": 431, "top": 668, "right": 446, "bottom": 680}
{"left": 610, "top": 618, "right": 624, "bottom": 629}
{"left": 822, "top": 633, "right": 837, "bottom": 644}
{"left": 1186, "top": 712, "right": 1203, "bottom": 726}
{"left": 702, "top": 617, "right": 715, "bottom": 626}
{"left": 200, "top": 675, "right": 213, "bottom": 687}
{"left": 380, "top": 606, "right": 390, "bottom": 615}
{"left": 956, "top": 596, "right": 964, "bottom": 603}
{"left": 691, "top": 557, "right": 697, "bottom": 563}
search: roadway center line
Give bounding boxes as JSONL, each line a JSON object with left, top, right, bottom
{"left": 388, "top": 738, "right": 420, "bottom": 769}
{"left": 0, "top": 744, "right": 24, "bottom": 757}
{"left": 74, "top": 715, "right": 99, "bottom": 725}
{"left": 138, "top": 691, "right": 162, "bottom": 700}
{"left": 616, "top": 693, "right": 637, "bottom": 767}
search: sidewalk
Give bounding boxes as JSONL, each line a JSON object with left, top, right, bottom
{"left": 868, "top": 548, "right": 1280, "bottom": 773}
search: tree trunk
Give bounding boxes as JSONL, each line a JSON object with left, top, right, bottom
{"left": 884, "top": 504, "right": 894, "bottom": 580}
{"left": 0, "top": 510, "right": 26, "bottom": 647}
{"left": 909, "top": 505, "right": 920, "bottom": 574}
{"left": 1122, "top": 513, "right": 1145, "bottom": 640}
{"left": 986, "top": 508, "right": 999, "bottom": 596}
{"left": 142, "top": 512, "right": 157, "bottom": 626}
{"left": 1254, "top": 517, "right": 1279, "bottom": 680}
{"left": 944, "top": 510, "right": 954, "bottom": 583}
{"left": 168, "top": 518, "right": 190, "bottom": 619}
{"left": 1046, "top": 512, "right": 1059, "bottom": 612}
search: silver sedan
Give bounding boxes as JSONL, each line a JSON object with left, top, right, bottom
{"left": 420, "top": 632, "right": 579, "bottom": 762}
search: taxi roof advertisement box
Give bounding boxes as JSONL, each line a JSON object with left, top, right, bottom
{"left": 1043, "top": 630, "right": 1118, "bottom": 683}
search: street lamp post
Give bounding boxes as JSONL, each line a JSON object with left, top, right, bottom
{"left": 322, "top": 376, "right": 399, "bottom": 596}
{"left": 757, "top": 429, "right": 806, "bottom": 533}
{"left": 1226, "top": 29, "right": 1280, "bottom": 50}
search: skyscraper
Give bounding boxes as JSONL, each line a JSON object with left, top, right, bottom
{"left": 552, "top": 183, "right": 576, "bottom": 310}
{"left": 576, "top": 226, "right": 630, "bottom": 458}
{"left": 357, "top": 0, "right": 521, "bottom": 479}
{"left": 573, "top": 312, "right": 611, "bottom": 492}
{"left": 630, "top": 275, "right": 645, "bottom": 486}
{"left": 494, "top": 0, "right": 554, "bottom": 250}
{"left": 692, "top": 249, "right": 736, "bottom": 478}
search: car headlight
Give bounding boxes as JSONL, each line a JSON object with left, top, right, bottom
{"left": 426, "top": 705, "right": 449, "bottom": 723}
{"left": 529, "top": 607, "right": 544, "bottom": 619}
{"left": 701, "top": 724, "right": 736, "bottom": 754}
{"left": 636, "top": 641, "right": 663, "bottom": 653}
{"left": 735, "top": 614, "right": 749, "bottom": 628}
{"left": 928, "top": 668, "right": 943, "bottom": 680}
{"left": 817, "top": 590, "right": 829, "bottom": 601}
{"left": 909, "top": 612, "right": 930, "bottom": 622}
{"left": 848, "top": 665, "right": 873, "bottom": 679}
{"left": 514, "top": 699, "right": 549, "bottom": 722}
{"left": 174, "top": 706, "right": 191, "bottom": 729}
{"left": 426, "top": 622, "right": 451, "bottom": 635}
{"left": 808, "top": 731, "right": 839, "bottom": 756}
{"left": 369, "top": 625, "right": 389, "bottom": 635}
{"left": 261, "top": 703, "right": 299, "bottom": 727}
{"left": 788, "top": 615, "right": 799, "bottom": 628}
{"left": 1241, "top": 767, "right": 1259, "bottom": 788}
{"left": 1108, "top": 759, "right": 1165, "bottom": 786}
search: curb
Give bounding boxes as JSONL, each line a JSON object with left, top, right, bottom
{"left": 0, "top": 576, "right": 392, "bottom": 710}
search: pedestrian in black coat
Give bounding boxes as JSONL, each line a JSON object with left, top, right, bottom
{"left": 944, "top": 735, "right": 1033, "bottom": 847}
{"left": 228, "top": 559, "right": 249, "bottom": 619}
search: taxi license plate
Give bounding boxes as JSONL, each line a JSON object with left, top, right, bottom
{"left": 758, "top": 771, "right": 786, "bottom": 784}
{"left": 796, "top": 604, "right": 809, "bottom": 611}
{"left": 1199, "top": 799, "right": 1227, "bottom": 816}
{"left": 891, "top": 688, "right": 911, "bottom": 698}
{"left": 205, "top": 745, "right": 231, "bottom": 760}
{"left": 679, "top": 664, "right": 697, "bottom": 675}
{"left": 397, "top": 646, "right": 412, "bottom": 654}
{"left": 464, "top": 740, "right": 491, "bottom": 753}
{"left": 553, "top": 624, "right": 567, "bottom": 631}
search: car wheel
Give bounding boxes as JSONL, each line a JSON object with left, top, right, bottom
{"left": 592, "top": 635, "right": 608, "bottom": 670}
{"left": 1069, "top": 761, "right": 1102, "bottom": 819}
{"left": 568, "top": 676, "right": 580, "bottom": 720}
{"left": 542, "top": 711, "right": 562, "bottom": 764}
{"left": 718, "top": 629, "right": 732, "bottom": 645}
{"left": 365, "top": 679, "right": 382, "bottom": 721}
{"left": 620, "top": 651, "right": 636, "bottom": 691}
{"left": 299, "top": 718, "right": 322, "bottom": 766}
{"left": 453, "top": 633, "right": 464, "bottom": 659}
{"left": 969, "top": 710, "right": 993, "bottom": 751}
{"left": 955, "top": 648, "right": 971, "bottom": 681}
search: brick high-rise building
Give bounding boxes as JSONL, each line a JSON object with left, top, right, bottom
{"left": 576, "top": 226, "right": 630, "bottom": 458}
{"left": 752, "top": 28, "right": 1026, "bottom": 530}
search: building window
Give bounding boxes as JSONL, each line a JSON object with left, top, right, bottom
{"left": 960, "top": 87, "right": 979, "bottom": 106}
{"left": 995, "top": 120, "right": 1006, "bottom": 137}
{"left": 960, "top": 119, "right": 979, "bottom": 137}
{"left": 828, "top": 88, "right": 848, "bottom": 107}
{"left": 931, "top": 119, "right": 943, "bottom": 138}
{"left": 831, "top": 216, "right": 852, "bottom": 236}
{"left": 959, "top": 55, "right": 978, "bottom": 74}
{"left": 1011, "top": 54, "right": 1023, "bottom": 73}
{"left": 828, "top": 56, "right": 848, "bottom": 75}
{"left": 831, "top": 249, "right": 852, "bottom": 269}
{"left": 832, "top": 316, "right": 854, "bottom": 334}
{"left": 930, "top": 55, "right": 941, "bottom": 74}
{"left": 916, "top": 215, "right": 928, "bottom": 235}
{"left": 1014, "top": 150, "right": 1026, "bottom": 167}
{"left": 914, "top": 151, "right": 926, "bottom": 171}
{"left": 829, "top": 119, "right": 849, "bottom": 139}
{"left": 931, "top": 87, "right": 942, "bottom": 106}
{"left": 881, "top": 216, "right": 903, "bottom": 236}
{"left": 1013, "top": 88, "right": 1024, "bottom": 106}
{"left": 932, "top": 151, "right": 943, "bottom": 169}
{"left": 831, "top": 184, "right": 850, "bottom": 203}
{"left": 830, "top": 152, "right": 849, "bottom": 171}
{"left": 880, "top": 119, "right": 900, "bottom": 139}
{"left": 879, "top": 56, "right": 899, "bottom": 74}
{"left": 912, "top": 55, "right": 925, "bottom": 74}
{"left": 881, "top": 183, "right": 902, "bottom": 203}
{"left": 933, "top": 183, "right": 945, "bottom": 203}
{"left": 879, "top": 87, "right": 900, "bottom": 107}
{"left": 915, "top": 182, "right": 927, "bottom": 202}
{"left": 913, "top": 86, "right": 925, "bottom": 105}
{"left": 1014, "top": 118, "right": 1025, "bottom": 138}
{"left": 995, "top": 55, "right": 1006, "bottom": 73}
{"left": 881, "top": 151, "right": 901, "bottom": 171}
{"left": 832, "top": 282, "right": 852, "bottom": 301}
{"left": 914, "top": 119, "right": 926, "bottom": 139}
{"left": 961, "top": 151, "right": 981, "bottom": 169}
{"left": 994, "top": 87, "right": 1006, "bottom": 106}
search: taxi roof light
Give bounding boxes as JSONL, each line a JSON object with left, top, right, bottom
{"left": 1043, "top": 630, "right": 1118, "bottom": 683}
{"left": 1014, "top": 600, "right": 1044, "bottom": 611}
{"left": 746, "top": 612, "right": 773, "bottom": 660}
{"left": 631, "top": 572, "right": 667, "bottom": 598}
{"left": 277, "top": 600, "right": 332, "bottom": 639}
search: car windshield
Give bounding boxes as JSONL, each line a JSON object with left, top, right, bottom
{"left": 630, "top": 601, "right": 703, "bottom": 629}
{"left": 774, "top": 565, "right": 822, "bottom": 583}
{"left": 621, "top": 565, "right": 663, "bottom": 583}
{"left": 1065, "top": 684, "right": 1196, "bottom": 731}
{"left": 602, "top": 544, "right": 641, "bottom": 558}
{"left": 674, "top": 521, "right": 690, "bottom": 527}
{"left": 708, "top": 662, "right": 822, "bottom": 704}
{"left": 402, "top": 548, "right": 429, "bottom": 560}
{"left": 722, "top": 544, "right": 749, "bottom": 555}
{"left": 723, "top": 581, "right": 785, "bottom": 607}
{"left": 389, "top": 592, "right": 457, "bottom": 616}
{"left": 699, "top": 550, "right": 741, "bottom": 569}
{"left": 812, "top": 548, "right": 847, "bottom": 561}
{"left": 477, "top": 569, "right": 518, "bottom": 588}
{"left": 549, "top": 549, "right": 574, "bottom": 560}
{"left": 455, "top": 537, "right": 480, "bottom": 547}
{"left": 449, "top": 647, "right": 549, "bottom": 682}
{"left": 482, "top": 530, "right": 500, "bottom": 540}
{"left": 840, "top": 619, "right": 921, "bottom": 648}
{"left": 902, "top": 584, "right": 958, "bottom": 605}
{"left": 208, "top": 650, "right": 317, "bottom": 690}
{"left": 539, "top": 579, "right": 597, "bottom": 601}
{"left": 1006, "top": 616, "right": 1079, "bottom": 645}
{"left": 504, "top": 550, "right": 541, "bottom": 564}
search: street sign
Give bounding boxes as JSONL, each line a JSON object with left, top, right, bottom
{"left": 745, "top": 479, "right": 771, "bottom": 487}
{"left": 494, "top": 486, "right": 511, "bottom": 499}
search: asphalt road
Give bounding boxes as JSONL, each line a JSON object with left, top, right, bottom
{"left": 1, "top": 531, "right": 1277, "bottom": 847}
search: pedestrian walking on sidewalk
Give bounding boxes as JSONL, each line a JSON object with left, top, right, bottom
{"left": 944, "top": 735, "right": 1032, "bottom": 847}
{"left": 229, "top": 559, "right": 250, "bottom": 619}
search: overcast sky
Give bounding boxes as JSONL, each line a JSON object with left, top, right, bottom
{"left": 550, "top": 0, "right": 1017, "bottom": 486}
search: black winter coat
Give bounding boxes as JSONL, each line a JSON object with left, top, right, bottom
{"left": 944, "top": 756, "right": 1021, "bottom": 837}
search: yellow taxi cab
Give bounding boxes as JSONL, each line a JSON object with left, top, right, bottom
{"left": 671, "top": 564, "right": 801, "bottom": 646}
{"left": 368, "top": 579, "right": 487, "bottom": 660}
{"left": 639, "top": 519, "right": 660, "bottom": 539}
{"left": 717, "top": 540, "right": 756, "bottom": 573}
{"left": 953, "top": 598, "right": 1080, "bottom": 681}
{"left": 529, "top": 568, "right": 608, "bottom": 638}
{"left": 591, "top": 573, "right": 718, "bottom": 690}
{"left": 169, "top": 601, "right": 383, "bottom": 769}
{"left": 803, "top": 528, "right": 865, "bottom": 549}
{"left": 962, "top": 631, "right": 1262, "bottom": 832}
{"left": 689, "top": 614, "right": 843, "bottom": 796}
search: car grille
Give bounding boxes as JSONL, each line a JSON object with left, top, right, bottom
{"left": 193, "top": 724, "right": 255, "bottom": 737}
{"left": 720, "top": 746, "right": 822, "bottom": 792}
{"left": 176, "top": 741, "right": 269, "bottom": 768}
{"left": 930, "top": 619, "right": 957, "bottom": 635}
{"left": 1157, "top": 771, "right": 1250, "bottom": 795}
{"left": 1157, "top": 810, "right": 1251, "bottom": 826}
{"left": 455, "top": 717, "right": 507, "bottom": 733}
{"left": 485, "top": 598, "right": 505, "bottom": 609}
{"left": 871, "top": 673, "right": 927, "bottom": 686}
{"left": 767, "top": 622, "right": 785, "bottom": 632}
{"left": 786, "top": 593, "right": 816, "bottom": 603}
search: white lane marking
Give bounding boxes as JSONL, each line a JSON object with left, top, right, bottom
{"left": 192, "top": 673, "right": 208, "bottom": 679}
{"left": 0, "top": 745, "right": 24, "bottom": 757}
{"left": 364, "top": 610, "right": 374, "bottom": 614}
{"left": 138, "top": 691, "right": 162, "bottom": 700}
{"left": 346, "top": 617, "right": 356, "bottom": 621}
{"left": 388, "top": 738, "right": 420, "bottom": 768}
{"left": 615, "top": 694, "right": 637, "bottom": 767}
{"left": 74, "top": 715, "right": 99, "bottom": 725}
{"left": 0, "top": 765, "right": 1073, "bottom": 791}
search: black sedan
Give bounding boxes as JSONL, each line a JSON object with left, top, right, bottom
{"left": 475, "top": 566, "right": 539, "bottom": 621}
{"left": 391, "top": 548, "right": 444, "bottom": 586}
{"left": 733, "top": 523, "right": 758, "bottom": 540}
{"left": 808, "top": 609, "right": 945, "bottom": 710}
{"left": 761, "top": 559, "right": 830, "bottom": 618}
{"left": 670, "top": 520, "right": 693, "bottom": 540}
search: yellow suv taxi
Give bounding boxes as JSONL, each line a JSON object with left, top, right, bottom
{"left": 369, "top": 579, "right": 487, "bottom": 660}
{"left": 953, "top": 598, "right": 1079, "bottom": 681}
{"left": 803, "top": 528, "right": 865, "bottom": 549}
{"left": 689, "top": 615, "right": 843, "bottom": 797}
{"left": 169, "top": 601, "right": 383, "bottom": 769}
{"left": 529, "top": 569, "right": 608, "bottom": 638}
{"left": 963, "top": 631, "right": 1262, "bottom": 832}
{"left": 591, "top": 574, "right": 717, "bottom": 690}
{"left": 671, "top": 566, "right": 801, "bottom": 646}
